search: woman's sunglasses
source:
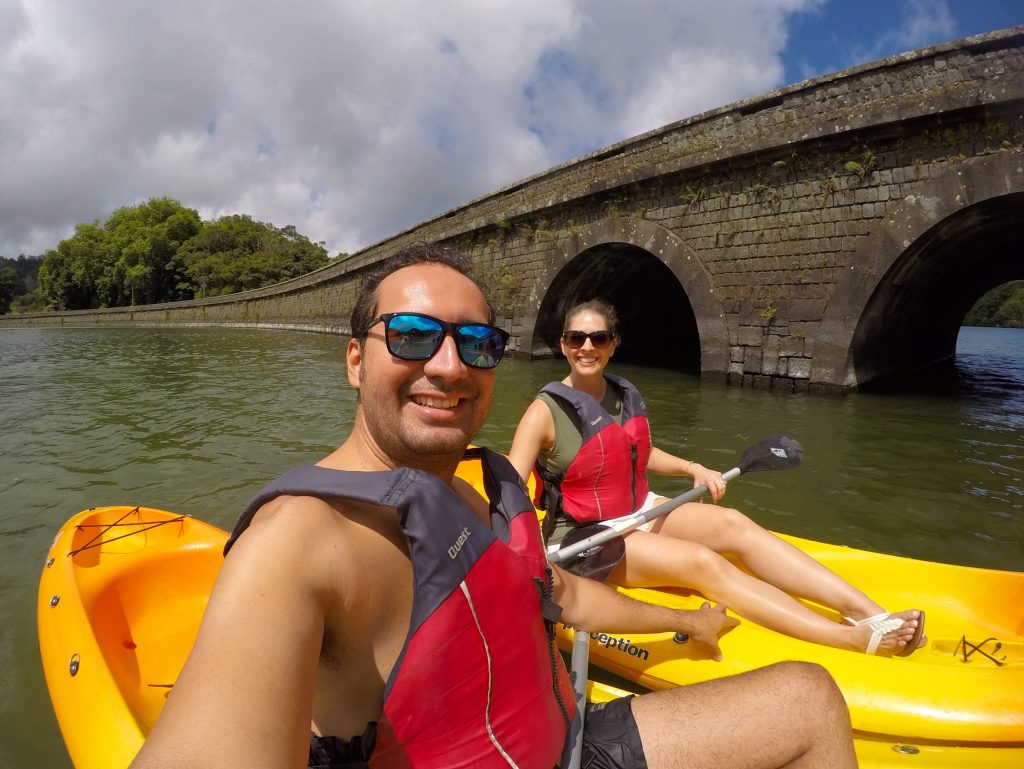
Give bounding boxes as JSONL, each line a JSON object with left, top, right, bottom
{"left": 365, "top": 312, "right": 509, "bottom": 369}
{"left": 562, "top": 330, "right": 615, "bottom": 349}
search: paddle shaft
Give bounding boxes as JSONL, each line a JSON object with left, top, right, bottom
{"left": 566, "top": 629, "right": 590, "bottom": 769}
{"left": 553, "top": 435, "right": 800, "bottom": 769}
{"left": 548, "top": 465, "right": 742, "bottom": 566}
{"left": 556, "top": 465, "right": 739, "bottom": 769}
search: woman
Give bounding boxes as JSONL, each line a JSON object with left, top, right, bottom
{"left": 509, "top": 299, "right": 926, "bottom": 656}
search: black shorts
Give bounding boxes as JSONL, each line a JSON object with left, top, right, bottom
{"left": 581, "top": 696, "right": 648, "bottom": 769}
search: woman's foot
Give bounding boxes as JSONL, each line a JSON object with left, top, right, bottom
{"left": 844, "top": 610, "right": 926, "bottom": 656}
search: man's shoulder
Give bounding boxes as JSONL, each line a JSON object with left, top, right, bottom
{"left": 236, "top": 494, "right": 399, "bottom": 577}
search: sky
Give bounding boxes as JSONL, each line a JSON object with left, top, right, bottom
{"left": 1, "top": 0, "right": 1022, "bottom": 260}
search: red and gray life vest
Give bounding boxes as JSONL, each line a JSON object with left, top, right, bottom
{"left": 225, "top": 447, "right": 575, "bottom": 769}
{"left": 537, "top": 374, "right": 652, "bottom": 525}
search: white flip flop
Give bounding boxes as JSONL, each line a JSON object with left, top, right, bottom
{"left": 842, "top": 612, "right": 908, "bottom": 655}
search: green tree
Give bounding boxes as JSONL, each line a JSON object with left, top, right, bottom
{"left": 38, "top": 221, "right": 110, "bottom": 310}
{"left": 0, "top": 266, "right": 15, "bottom": 314}
{"left": 0, "top": 255, "right": 43, "bottom": 295}
{"left": 104, "top": 198, "right": 202, "bottom": 304}
{"left": 37, "top": 199, "right": 327, "bottom": 309}
{"left": 964, "top": 281, "right": 1024, "bottom": 327}
{"left": 993, "top": 290, "right": 1024, "bottom": 328}
{"left": 178, "top": 215, "right": 329, "bottom": 297}
{"left": 39, "top": 199, "right": 202, "bottom": 310}
{"left": 10, "top": 291, "right": 46, "bottom": 313}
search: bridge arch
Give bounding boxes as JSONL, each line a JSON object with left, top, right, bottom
{"left": 814, "top": 153, "right": 1024, "bottom": 389}
{"left": 527, "top": 217, "right": 729, "bottom": 374}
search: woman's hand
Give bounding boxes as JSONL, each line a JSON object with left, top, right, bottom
{"left": 688, "top": 462, "right": 727, "bottom": 502}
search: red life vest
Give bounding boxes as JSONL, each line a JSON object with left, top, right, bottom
{"left": 226, "top": 447, "right": 575, "bottom": 768}
{"left": 537, "top": 374, "right": 652, "bottom": 524}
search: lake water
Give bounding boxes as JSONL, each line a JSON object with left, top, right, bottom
{"left": 1, "top": 324, "right": 1021, "bottom": 768}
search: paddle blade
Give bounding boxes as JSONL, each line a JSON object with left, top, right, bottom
{"left": 736, "top": 434, "right": 804, "bottom": 474}
{"left": 557, "top": 524, "right": 626, "bottom": 582}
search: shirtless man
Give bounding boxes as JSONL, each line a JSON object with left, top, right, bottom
{"left": 131, "top": 243, "right": 858, "bottom": 769}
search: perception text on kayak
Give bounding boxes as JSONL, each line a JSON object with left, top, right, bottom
{"left": 564, "top": 628, "right": 650, "bottom": 661}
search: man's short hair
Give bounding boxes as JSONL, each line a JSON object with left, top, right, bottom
{"left": 350, "top": 242, "right": 494, "bottom": 339}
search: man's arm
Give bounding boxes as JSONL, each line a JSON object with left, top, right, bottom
{"left": 130, "top": 499, "right": 338, "bottom": 769}
{"left": 550, "top": 564, "right": 739, "bottom": 661}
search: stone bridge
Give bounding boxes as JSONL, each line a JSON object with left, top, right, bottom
{"left": 5, "top": 27, "right": 1023, "bottom": 392}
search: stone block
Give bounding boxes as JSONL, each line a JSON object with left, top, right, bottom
{"left": 743, "top": 347, "right": 764, "bottom": 373}
{"left": 737, "top": 325, "right": 763, "bottom": 346}
{"left": 771, "top": 376, "right": 795, "bottom": 393}
{"left": 780, "top": 332, "right": 807, "bottom": 357}
{"left": 788, "top": 357, "right": 811, "bottom": 379}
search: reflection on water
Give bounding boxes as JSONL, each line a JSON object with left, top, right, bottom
{"left": 0, "top": 325, "right": 1021, "bottom": 768}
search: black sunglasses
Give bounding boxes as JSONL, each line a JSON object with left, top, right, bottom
{"left": 365, "top": 312, "right": 509, "bottom": 369}
{"left": 562, "top": 330, "right": 615, "bottom": 349}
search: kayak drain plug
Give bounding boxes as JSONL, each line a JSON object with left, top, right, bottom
{"left": 673, "top": 632, "right": 689, "bottom": 644}
{"left": 69, "top": 653, "right": 80, "bottom": 677}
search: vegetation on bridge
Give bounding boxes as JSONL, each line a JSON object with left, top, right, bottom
{"left": 2, "top": 198, "right": 332, "bottom": 313}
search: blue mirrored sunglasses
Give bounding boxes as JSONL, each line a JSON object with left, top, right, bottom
{"left": 365, "top": 312, "right": 510, "bottom": 369}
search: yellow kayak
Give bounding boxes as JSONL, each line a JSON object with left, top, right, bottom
{"left": 38, "top": 507, "right": 224, "bottom": 769}
{"left": 39, "top": 502, "right": 1024, "bottom": 769}
{"left": 564, "top": 536, "right": 1024, "bottom": 743}
{"left": 452, "top": 455, "right": 1024, "bottom": 764}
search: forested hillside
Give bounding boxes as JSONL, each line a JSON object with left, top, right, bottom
{"left": 963, "top": 281, "right": 1024, "bottom": 328}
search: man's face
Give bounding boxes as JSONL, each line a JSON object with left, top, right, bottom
{"left": 347, "top": 263, "right": 496, "bottom": 470}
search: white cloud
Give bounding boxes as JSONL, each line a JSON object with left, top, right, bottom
{"left": 0, "top": 0, "right": 822, "bottom": 259}
{"left": 844, "top": 0, "right": 958, "bottom": 67}
{"left": 897, "top": 0, "right": 958, "bottom": 49}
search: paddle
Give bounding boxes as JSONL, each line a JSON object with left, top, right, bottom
{"left": 549, "top": 434, "right": 804, "bottom": 572}
{"left": 548, "top": 434, "right": 804, "bottom": 769}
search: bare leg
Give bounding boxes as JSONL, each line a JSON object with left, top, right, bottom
{"left": 631, "top": 662, "right": 858, "bottom": 769}
{"left": 649, "top": 501, "right": 885, "bottom": 618}
{"left": 611, "top": 530, "right": 919, "bottom": 653}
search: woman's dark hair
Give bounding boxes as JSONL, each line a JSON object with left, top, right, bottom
{"left": 563, "top": 298, "right": 620, "bottom": 340}
{"left": 350, "top": 242, "right": 492, "bottom": 339}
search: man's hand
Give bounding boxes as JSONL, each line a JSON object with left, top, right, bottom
{"left": 682, "top": 602, "right": 740, "bottom": 661}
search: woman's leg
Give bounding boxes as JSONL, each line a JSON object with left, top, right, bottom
{"left": 611, "top": 529, "right": 919, "bottom": 653}
{"left": 649, "top": 499, "right": 907, "bottom": 624}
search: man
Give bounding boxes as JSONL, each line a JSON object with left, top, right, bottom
{"left": 131, "top": 243, "right": 857, "bottom": 769}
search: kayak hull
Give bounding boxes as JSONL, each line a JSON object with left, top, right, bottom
{"left": 38, "top": 499, "right": 1024, "bottom": 769}
{"left": 556, "top": 535, "right": 1024, "bottom": 746}
{"left": 38, "top": 506, "right": 226, "bottom": 769}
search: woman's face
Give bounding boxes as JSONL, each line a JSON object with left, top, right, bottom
{"left": 561, "top": 309, "right": 616, "bottom": 376}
